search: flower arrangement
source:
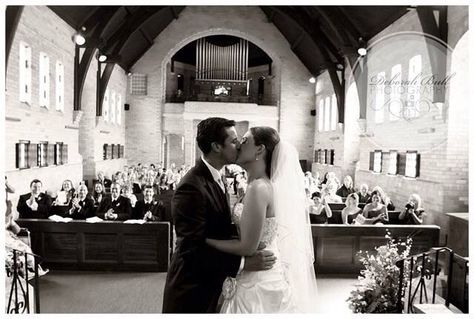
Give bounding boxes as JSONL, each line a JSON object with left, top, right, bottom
{"left": 347, "top": 231, "right": 413, "bottom": 313}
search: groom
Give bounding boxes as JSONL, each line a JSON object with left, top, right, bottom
{"left": 162, "top": 117, "right": 276, "bottom": 313}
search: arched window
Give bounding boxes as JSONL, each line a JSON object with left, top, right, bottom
{"left": 318, "top": 99, "right": 324, "bottom": 132}
{"left": 389, "top": 64, "right": 402, "bottom": 121}
{"left": 19, "top": 42, "right": 31, "bottom": 103}
{"left": 55, "top": 61, "right": 64, "bottom": 112}
{"left": 324, "top": 96, "right": 330, "bottom": 131}
{"left": 103, "top": 89, "right": 109, "bottom": 122}
{"left": 374, "top": 71, "right": 385, "bottom": 123}
{"left": 331, "top": 94, "right": 337, "bottom": 130}
{"left": 39, "top": 52, "right": 50, "bottom": 108}
{"left": 407, "top": 55, "right": 422, "bottom": 119}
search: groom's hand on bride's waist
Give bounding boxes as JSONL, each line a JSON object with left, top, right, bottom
{"left": 243, "top": 250, "right": 276, "bottom": 271}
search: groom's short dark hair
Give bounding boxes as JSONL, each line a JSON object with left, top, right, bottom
{"left": 197, "top": 117, "right": 236, "bottom": 155}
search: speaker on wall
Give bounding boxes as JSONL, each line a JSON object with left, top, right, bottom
{"left": 124, "top": 103, "right": 130, "bottom": 111}
{"left": 310, "top": 109, "right": 316, "bottom": 116}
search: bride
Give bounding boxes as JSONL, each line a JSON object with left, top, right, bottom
{"left": 205, "top": 126, "right": 318, "bottom": 313}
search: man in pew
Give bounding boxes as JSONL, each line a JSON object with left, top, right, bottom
{"left": 96, "top": 182, "right": 132, "bottom": 221}
{"left": 17, "top": 179, "right": 52, "bottom": 219}
{"left": 67, "top": 184, "right": 95, "bottom": 219}
{"left": 133, "top": 185, "right": 166, "bottom": 221}
{"left": 93, "top": 171, "right": 112, "bottom": 193}
{"left": 357, "top": 183, "right": 371, "bottom": 204}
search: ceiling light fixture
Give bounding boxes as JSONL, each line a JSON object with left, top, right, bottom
{"left": 98, "top": 54, "right": 107, "bottom": 62}
{"left": 309, "top": 77, "right": 316, "bottom": 84}
{"left": 73, "top": 33, "right": 86, "bottom": 46}
{"left": 358, "top": 37, "right": 367, "bottom": 57}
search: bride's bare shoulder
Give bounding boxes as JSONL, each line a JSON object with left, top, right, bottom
{"left": 246, "top": 178, "right": 272, "bottom": 197}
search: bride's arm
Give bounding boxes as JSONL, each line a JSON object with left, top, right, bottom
{"left": 206, "top": 181, "right": 269, "bottom": 256}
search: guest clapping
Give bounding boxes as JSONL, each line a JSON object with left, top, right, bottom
{"left": 96, "top": 183, "right": 132, "bottom": 221}
{"left": 17, "top": 179, "right": 52, "bottom": 219}
{"left": 398, "top": 194, "right": 425, "bottom": 225}
{"left": 51, "top": 179, "right": 75, "bottom": 216}
{"left": 68, "top": 184, "right": 94, "bottom": 219}
{"left": 133, "top": 185, "right": 166, "bottom": 221}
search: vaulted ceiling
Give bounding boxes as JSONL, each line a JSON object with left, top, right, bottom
{"left": 46, "top": 6, "right": 410, "bottom": 75}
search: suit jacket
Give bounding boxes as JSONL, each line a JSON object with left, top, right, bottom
{"left": 17, "top": 193, "right": 52, "bottom": 219}
{"left": 162, "top": 159, "right": 241, "bottom": 313}
{"left": 133, "top": 199, "right": 166, "bottom": 221}
{"left": 93, "top": 178, "right": 112, "bottom": 191}
{"left": 95, "top": 195, "right": 132, "bottom": 221}
{"left": 67, "top": 197, "right": 95, "bottom": 219}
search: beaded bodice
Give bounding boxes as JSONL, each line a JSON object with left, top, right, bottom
{"left": 231, "top": 202, "right": 277, "bottom": 246}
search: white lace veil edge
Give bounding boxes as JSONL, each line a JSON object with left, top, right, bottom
{"left": 270, "top": 140, "right": 319, "bottom": 312}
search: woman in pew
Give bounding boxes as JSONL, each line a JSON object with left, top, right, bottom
{"left": 92, "top": 182, "right": 109, "bottom": 214}
{"left": 51, "top": 179, "right": 76, "bottom": 216}
{"left": 67, "top": 184, "right": 95, "bottom": 219}
{"left": 308, "top": 183, "right": 336, "bottom": 224}
{"left": 122, "top": 183, "right": 138, "bottom": 208}
{"left": 322, "top": 181, "right": 342, "bottom": 203}
{"left": 359, "top": 191, "right": 389, "bottom": 225}
{"left": 398, "top": 193, "right": 425, "bottom": 225}
{"left": 372, "top": 186, "right": 395, "bottom": 211}
{"left": 341, "top": 193, "right": 362, "bottom": 225}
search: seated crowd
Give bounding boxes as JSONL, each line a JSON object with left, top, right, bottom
{"left": 304, "top": 171, "right": 426, "bottom": 226}
{"left": 15, "top": 163, "right": 189, "bottom": 222}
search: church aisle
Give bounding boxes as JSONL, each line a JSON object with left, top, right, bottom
{"left": 39, "top": 270, "right": 358, "bottom": 313}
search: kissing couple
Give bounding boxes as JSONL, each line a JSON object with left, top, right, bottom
{"left": 162, "top": 117, "right": 318, "bottom": 313}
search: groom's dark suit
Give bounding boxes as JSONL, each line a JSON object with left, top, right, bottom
{"left": 162, "top": 159, "right": 241, "bottom": 313}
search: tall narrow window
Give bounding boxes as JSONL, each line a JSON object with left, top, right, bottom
{"left": 37, "top": 142, "right": 48, "bottom": 167}
{"left": 388, "top": 150, "right": 398, "bottom": 175}
{"left": 110, "top": 90, "right": 116, "bottom": 124}
{"left": 405, "top": 151, "right": 420, "bottom": 178}
{"left": 116, "top": 94, "right": 122, "bottom": 125}
{"left": 389, "top": 64, "right": 402, "bottom": 121}
{"left": 407, "top": 55, "right": 422, "bottom": 119}
{"left": 55, "top": 61, "right": 64, "bottom": 111}
{"left": 19, "top": 42, "right": 32, "bottom": 103}
{"left": 103, "top": 89, "right": 109, "bottom": 122}
{"left": 331, "top": 94, "right": 337, "bottom": 130}
{"left": 15, "top": 141, "right": 30, "bottom": 169}
{"left": 318, "top": 99, "right": 324, "bottom": 132}
{"left": 324, "top": 96, "right": 330, "bottom": 131}
{"left": 39, "top": 52, "right": 50, "bottom": 108}
{"left": 373, "top": 150, "right": 382, "bottom": 173}
{"left": 374, "top": 71, "right": 385, "bottom": 123}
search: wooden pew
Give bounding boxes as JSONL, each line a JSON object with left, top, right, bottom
{"left": 17, "top": 219, "right": 170, "bottom": 272}
{"left": 311, "top": 224, "right": 440, "bottom": 274}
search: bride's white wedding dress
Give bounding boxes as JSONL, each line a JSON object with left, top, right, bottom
{"left": 219, "top": 202, "right": 297, "bottom": 313}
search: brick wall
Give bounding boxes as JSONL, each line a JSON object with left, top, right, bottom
{"left": 311, "top": 8, "right": 469, "bottom": 242}
{"left": 128, "top": 6, "right": 315, "bottom": 165}
{"left": 5, "top": 6, "right": 82, "bottom": 207}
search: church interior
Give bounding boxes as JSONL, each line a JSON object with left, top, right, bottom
{"left": 3, "top": 5, "right": 470, "bottom": 314}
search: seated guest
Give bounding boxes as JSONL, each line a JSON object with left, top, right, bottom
{"left": 133, "top": 185, "right": 166, "bottom": 221}
{"left": 304, "top": 171, "right": 319, "bottom": 198}
{"left": 321, "top": 171, "right": 340, "bottom": 188}
{"left": 372, "top": 185, "right": 395, "bottom": 211}
{"left": 17, "top": 179, "right": 52, "bottom": 219}
{"left": 322, "top": 182, "right": 342, "bottom": 203}
{"left": 309, "top": 193, "right": 332, "bottom": 224}
{"left": 357, "top": 183, "right": 371, "bottom": 204}
{"left": 67, "top": 184, "right": 95, "bottom": 219}
{"left": 122, "top": 184, "right": 138, "bottom": 208}
{"left": 360, "top": 191, "right": 389, "bottom": 225}
{"left": 91, "top": 182, "right": 108, "bottom": 212}
{"left": 94, "top": 171, "right": 112, "bottom": 192}
{"left": 336, "top": 175, "right": 355, "bottom": 198}
{"left": 341, "top": 193, "right": 362, "bottom": 225}
{"left": 51, "top": 179, "right": 76, "bottom": 216}
{"left": 96, "top": 182, "right": 132, "bottom": 221}
{"left": 398, "top": 193, "right": 425, "bottom": 225}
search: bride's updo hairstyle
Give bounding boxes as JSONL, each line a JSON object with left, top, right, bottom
{"left": 250, "top": 126, "right": 280, "bottom": 178}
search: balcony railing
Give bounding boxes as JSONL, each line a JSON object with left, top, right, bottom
{"left": 165, "top": 93, "right": 278, "bottom": 106}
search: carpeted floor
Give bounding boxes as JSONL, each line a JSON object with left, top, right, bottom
{"left": 38, "top": 271, "right": 358, "bottom": 313}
